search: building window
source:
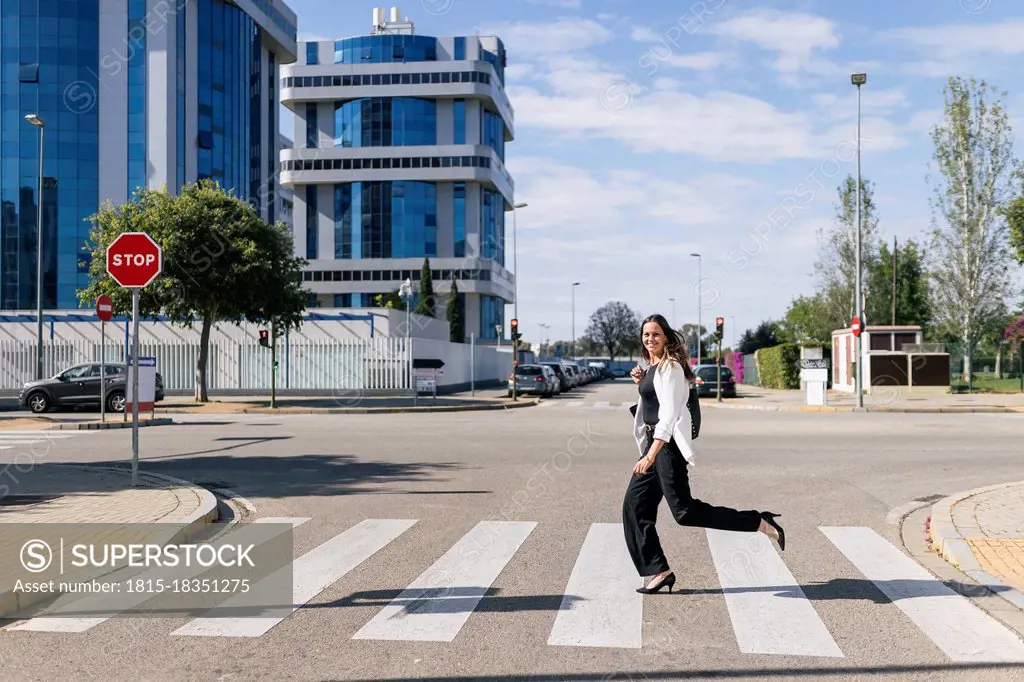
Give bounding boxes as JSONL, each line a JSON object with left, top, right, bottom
{"left": 128, "top": 0, "right": 147, "bottom": 196}
{"left": 333, "top": 35, "right": 437, "bottom": 64}
{"left": 453, "top": 99, "right": 465, "bottom": 144}
{"left": 453, "top": 183, "right": 466, "bottom": 257}
{"left": 334, "top": 293, "right": 351, "bottom": 307}
{"left": 334, "top": 98, "right": 436, "bottom": 148}
{"left": 482, "top": 108, "right": 505, "bottom": 161}
{"left": 480, "top": 295, "right": 504, "bottom": 340}
{"left": 176, "top": 5, "right": 187, "bottom": 191}
{"left": 267, "top": 50, "right": 276, "bottom": 224}
{"left": 330, "top": 182, "right": 436, "bottom": 259}
{"left": 454, "top": 37, "right": 466, "bottom": 60}
{"left": 306, "top": 186, "right": 318, "bottom": 259}
{"left": 306, "top": 102, "right": 318, "bottom": 148}
{"left": 306, "top": 42, "right": 318, "bottom": 65}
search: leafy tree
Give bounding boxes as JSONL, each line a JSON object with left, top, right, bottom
{"left": 1003, "top": 191, "right": 1024, "bottom": 265}
{"left": 416, "top": 257, "right": 436, "bottom": 317}
{"left": 865, "top": 237, "right": 932, "bottom": 331}
{"left": 738, "top": 320, "right": 782, "bottom": 355}
{"left": 926, "top": 77, "right": 1019, "bottom": 384}
{"left": 780, "top": 293, "right": 833, "bottom": 343}
{"left": 815, "top": 175, "right": 883, "bottom": 329}
{"left": 77, "top": 180, "right": 308, "bottom": 402}
{"left": 585, "top": 301, "right": 641, "bottom": 362}
{"left": 446, "top": 280, "right": 464, "bottom": 342}
{"left": 373, "top": 290, "right": 405, "bottom": 309}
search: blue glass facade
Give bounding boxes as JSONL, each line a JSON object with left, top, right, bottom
{"left": 333, "top": 181, "right": 436, "bottom": 260}
{"left": 176, "top": 2, "right": 187, "bottom": 191}
{"left": 482, "top": 40, "right": 506, "bottom": 86}
{"left": 453, "top": 99, "right": 465, "bottom": 144}
{"left": 453, "top": 37, "right": 465, "bottom": 60}
{"left": 197, "top": 0, "right": 257, "bottom": 196}
{"left": 480, "top": 294, "right": 503, "bottom": 340}
{"left": 481, "top": 109, "right": 504, "bottom": 161}
{"left": 1, "top": 0, "right": 99, "bottom": 310}
{"left": 306, "top": 185, "right": 318, "bottom": 259}
{"left": 127, "top": 0, "right": 146, "bottom": 196}
{"left": 306, "top": 102, "right": 317, "bottom": 147}
{"left": 334, "top": 98, "right": 436, "bottom": 148}
{"left": 453, "top": 182, "right": 465, "bottom": 258}
{"left": 480, "top": 189, "right": 504, "bottom": 266}
{"left": 306, "top": 42, "right": 318, "bottom": 65}
{"left": 333, "top": 35, "right": 437, "bottom": 64}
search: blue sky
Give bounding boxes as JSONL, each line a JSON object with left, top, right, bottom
{"left": 283, "top": 0, "right": 1024, "bottom": 348}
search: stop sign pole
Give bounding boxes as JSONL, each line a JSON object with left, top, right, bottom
{"left": 106, "top": 232, "right": 163, "bottom": 486}
{"left": 96, "top": 295, "right": 114, "bottom": 423}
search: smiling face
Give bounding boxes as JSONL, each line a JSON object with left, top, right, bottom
{"left": 642, "top": 321, "right": 667, "bottom": 359}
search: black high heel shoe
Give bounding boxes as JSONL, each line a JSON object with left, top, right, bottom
{"left": 636, "top": 572, "right": 676, "bottom": 594}
{"left": 760, "top": 512, "right": 785, "bottom": 551}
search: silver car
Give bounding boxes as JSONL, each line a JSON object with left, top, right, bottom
{"left": 508, "top": 363, "right": 557, "bottom": 397}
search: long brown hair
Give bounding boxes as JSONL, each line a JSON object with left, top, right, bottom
{"left": 640, "top": 314, "right": 696, "bottom": 381}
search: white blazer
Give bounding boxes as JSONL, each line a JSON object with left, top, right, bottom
{"left": 632, "top": 359, "right": 696, "bottom": 465}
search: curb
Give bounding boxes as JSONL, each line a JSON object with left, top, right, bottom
{"left": 44, "top": 417, "right": 175, "bottom": 430}
{"left": 0, "top": 465, "right": 218, "bottom": 619}
{"left": 928, "top": 480, "right": 1024, "bottom": 612}
{"left": 161, "top": 400, "right": 540, "bottom": 415}
{"left": 703, "top": 401, "right": 1023, "bottom": 413}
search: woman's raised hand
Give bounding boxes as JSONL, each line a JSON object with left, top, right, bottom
{"left": 630, "top": 364, "right": 644, "bottom": 384}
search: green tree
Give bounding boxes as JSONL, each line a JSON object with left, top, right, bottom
{"left": 585, "top": 301, "right": 641, "bottom": 362}
{"left": 926, "top": 77, "right": 1019, "bottom": 383}
{"left": 446, "top": 280, "right": 464, "bottom": 342}
{"left": 1003, "top": 191, "right": 1024, "bottom": 265}
{"left": 780, "top": 293, "right": 833, "bottom": 343}
{"left": 738, "top": 320, "right": 782, "bottom": 355}
{"left": 815, "top": 175, "right": 883, "bottom": 329}
{"left": 416, "top": 257, "right": 435, "bottom": 317}
{"left": 373, "top": 290, "right": 405, "bottom": 309}
{"left": 77, "top": 180, "right": 308, "bottom": 402}
{"left": 865, "top": 237, "right": 933, "bottom": 331}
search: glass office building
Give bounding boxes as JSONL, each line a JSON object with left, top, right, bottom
{"left": 0, "top": 0, "right": 297, "bottom": 311}
{"left": 280, "top": 7, "right": 515, "bottom": 342}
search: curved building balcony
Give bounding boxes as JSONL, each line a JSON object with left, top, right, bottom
{"left": 280, "top": 145, "right": 515, "bottom": 208}
{"left": 279, "top": 62, "right": 514, "bottom": 138}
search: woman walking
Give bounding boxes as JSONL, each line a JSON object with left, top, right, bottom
{"left": 622, "top": 313, "right": 784, "bottom": 594}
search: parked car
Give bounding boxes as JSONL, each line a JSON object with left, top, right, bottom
{"left": 19, "top": 362, "right": 165, "bottom": 414}
{"left": 507, "top": 364, "right": 557, "bottom": 397}
{"left": 693, "top": 364, "right": 736, "bottom": 398}
{"left": 540, "top": 362, "right": 571, "bottom": 392}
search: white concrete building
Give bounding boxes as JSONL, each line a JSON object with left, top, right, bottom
{"left": 279, "top": 6, "right": 516, "bottom": 343}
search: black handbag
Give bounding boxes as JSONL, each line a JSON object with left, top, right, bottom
{"left": 629, "top": 385, "right": 701, "bottom": 440}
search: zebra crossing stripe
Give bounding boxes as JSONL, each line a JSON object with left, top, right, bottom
{"left": 563, "top": 401, "right": 585, "bottom": 408}
{"left": 547, "top": 523, "right": 643, "bottom": 648}
{"left": 172, "top": 519, "right": 417, "bottom": 638}
{"left": 7, "top": 518, "right": 311, "bottom": 633}
{"left": 820, "top": 526, "right": 1024, "bottom": 663}
{"left": 706, "top": 529, "right": 844, "bottom": 658}
{"left": 352, "top": 521, "right": 537, "bottom": 642}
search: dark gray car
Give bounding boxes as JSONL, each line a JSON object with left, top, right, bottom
{"left": 19, "top": 362, "right": 165, "bottom": 414}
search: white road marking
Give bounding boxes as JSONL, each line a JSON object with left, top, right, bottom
{"left": 706, "top": 529, "right": 844, "bottom": 658}
{"left": 172, "top": 519, "right": 417, "bottom": 638}
{"left": 820, "top": 526, "right": 1024, "bottom": 663}
{"left": 561, "top": 401, "right": 585, "bottom": 409}
{"left": 352, "top": 521, "right": 537, "bottom": 642}
{"left": 548, "top": 523, "right": 643, "bottom": 648}
{"left": 7, "top": 518, "right": 310, "bottom": 633}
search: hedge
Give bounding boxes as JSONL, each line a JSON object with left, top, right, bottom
{"left": 755, "top": 343, "right": 802, "bottom": 389}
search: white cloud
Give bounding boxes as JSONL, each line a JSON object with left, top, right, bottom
{"left": 527, "top": 0, "right": 583, "bottom": 7}
{"left": 880, "top": 21, "right": 1024, "bottom": 58}
{"left": 706, "top": 9, "right": 840, "bottom": 73}
{"left": 661, "top": 50, "right": 738, "bottom": 71}
{"left": 478, "top": 18, "right": 613, "bottom": 58}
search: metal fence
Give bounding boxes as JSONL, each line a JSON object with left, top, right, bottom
{"left": 0, "top": 338, "right": 411, "bottom": 392}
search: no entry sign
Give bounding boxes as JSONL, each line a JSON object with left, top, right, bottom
{"left": 106, "top": 232, "right": 162, "bottom": 288}
{"left": 96, "top": 294, "right": 113, "bottom": 321}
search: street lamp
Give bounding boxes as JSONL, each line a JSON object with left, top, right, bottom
{"left": 25, "top": 114, "right": 45, "bottom": 380}
{"left": 400, "top": 277, "right": 413, "bottom": 400}
{"left": 852, "top": 72, "right": 866, "bottom": 409}
{"left": 690, "top": 253, "right": 701, "bottom": 363}
{"left": 571, "top": 282, "right": 580, "bottom": 358}
{"left": 669, "top": 297, "right": 675, "bottom": 327}
{"left": 511, "top": 202, "right": 527, "bottom": 400}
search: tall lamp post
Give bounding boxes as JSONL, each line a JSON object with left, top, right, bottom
{"left": 690, "top": 253, "right": 702, "bottom": 363}
{"left": 669, "top": 297, "right": 676, "bottom": 327}
{"left": 852, "top": 72, "right": 866, "bottom": 409}
{"left": 25, "top": 114, "right": 45, "bottom": 380}
{"left": 400, "top": 278, "right": 413, "bottom": 402}
{"left": 571, "top": 281, "right": 580, "bottom": 358}
{"left": 511, "top": 202, "right": 527, "bottom": 401}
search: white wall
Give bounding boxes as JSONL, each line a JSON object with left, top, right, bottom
{"left": 411, "top": 337, "right": 507, "bottom": 387}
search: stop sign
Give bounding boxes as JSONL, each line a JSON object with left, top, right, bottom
{"left": 96, "top": 294, "right": 113, "bottom": 322}
{"left": 106, "top": 232, "right": 162, "bottom": 288}
{"left": 851, "top": 316, "right": 862, "bottom": 337}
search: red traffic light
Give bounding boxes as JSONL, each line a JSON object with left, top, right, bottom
{"left": 510, "top": 318, "right": 518, "bottom": 328}
{"left": 716, "top": 316, "right": 724, "bottom": 326}
{"left": 258, "top": 329, "right": 269, "bottom": 347}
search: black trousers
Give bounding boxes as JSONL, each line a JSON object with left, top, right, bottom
{"left": 622, "top": 427, "right": 762, "bottom": 576}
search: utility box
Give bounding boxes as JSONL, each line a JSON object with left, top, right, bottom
{"left": 800, "top": 358, "right": 829, "bottom": 406}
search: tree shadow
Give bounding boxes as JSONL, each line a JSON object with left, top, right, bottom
{"left": 669, "top": 576, "right": 1016, "bottom": 601}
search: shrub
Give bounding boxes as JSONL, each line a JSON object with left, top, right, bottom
{"left": 756, "top": 343, "right": 802, "bottom": 389}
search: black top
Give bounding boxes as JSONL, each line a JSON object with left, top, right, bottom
{"left": 638, "top": 365, "right": 660, "bottom": 425}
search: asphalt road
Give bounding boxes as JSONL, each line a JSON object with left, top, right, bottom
{"left": 2, "top": 379, "right": 1024, "bottom": 681}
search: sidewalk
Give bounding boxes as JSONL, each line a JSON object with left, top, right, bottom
{"left": 929, "top": 480, "right": 1024, "bottom": 611}
{"left": 706, "top": 386, "right": 1024, "bottom": 413}
{"left": 152, "top": 392, "right": 538, "bottom": 414}
{"left": 0, "top": 464, "right": 218, "bottom": 617}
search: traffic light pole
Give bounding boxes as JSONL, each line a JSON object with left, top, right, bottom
{"left": 511, "top": 318, "right": 519, "bottom": 401}
{"left": 716, "top": 335, "right": 723, "bottom": 403}
{"left": 270, "top": 318, "right": 277, "bottom": 409}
